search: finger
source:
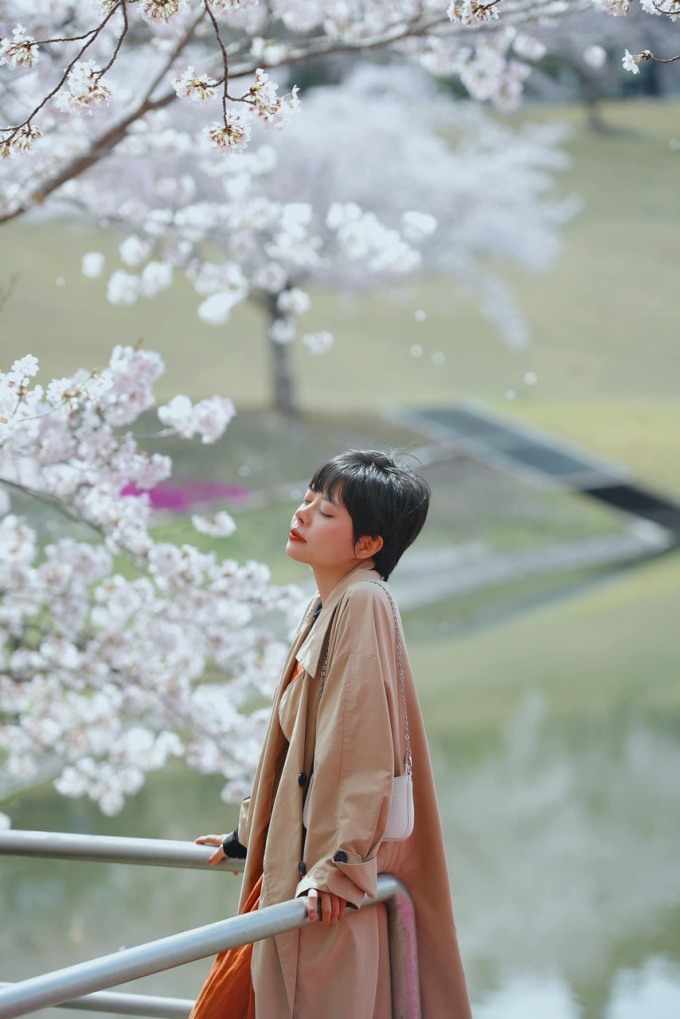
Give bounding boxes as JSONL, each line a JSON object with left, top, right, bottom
{"left": 194, "top": 834, "right": 223, "bottom": 846}
{"left": 320, "top": 893, "right": 333, "bottom": 926}
{"left": 337, "top": 899, "right": 347, "bottom": 923}
{"left": 307, "top": 889, "right": 319, "bottom": 923}
{"left": 207, "top": 847, "right": 226, "bottom": 865}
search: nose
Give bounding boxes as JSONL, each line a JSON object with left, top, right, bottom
{"left": 294, "top": 500, "right": 310, "bottom": 524}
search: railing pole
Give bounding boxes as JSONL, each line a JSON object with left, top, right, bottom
{"left": 0, "top": 899, "right": 307, "bottom": 1019}
{"left": 382, "top": 876, "right": 422, "bottom": 1019}
{"left": 0, "top": 989, "right": 192, "bottom": 1019}
{"left": 0, "top": 830, "right": 243, "bottom": 873}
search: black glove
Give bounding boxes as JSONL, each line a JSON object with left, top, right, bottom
{"left": 222, "top": 829, "right": 247, "bottom": 859}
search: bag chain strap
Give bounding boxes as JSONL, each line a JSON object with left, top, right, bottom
{"left": 318, "top": 583, "right": 412, "bottom": 777}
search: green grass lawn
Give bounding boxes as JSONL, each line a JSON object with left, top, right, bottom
{"left": 410, "top": 549, "right": 680, "bottom": 762}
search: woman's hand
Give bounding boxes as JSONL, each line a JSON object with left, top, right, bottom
{"left": 195, "top": 833, "right": 235, "bottom": 870}
{"left": 306, "top": 888, "right": 347, "bottom": 926}
{"left": 194, "top": 833, "right": 227, "bottom": 864}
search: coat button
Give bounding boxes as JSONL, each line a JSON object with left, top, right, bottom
{"left": 298, "top": 861, "right": 307, "bottom": 876}
{"left": 333, "top": 851, "right": 348, "bottom": 863}
{"left": 297, "top": 772, "right": 308, "bottom": 787}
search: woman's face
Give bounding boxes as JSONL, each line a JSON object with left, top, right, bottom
{"left": 286, "top": 487, "right": 364, "bottom": 574}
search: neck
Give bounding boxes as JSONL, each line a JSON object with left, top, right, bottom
{"left": 312, "top": 560, "right": 374, "bottom": 603}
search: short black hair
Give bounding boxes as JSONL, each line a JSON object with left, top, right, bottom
{"left": 309, "top": 449, "right": 430, "bottom": 581}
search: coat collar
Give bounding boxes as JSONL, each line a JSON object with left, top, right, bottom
{"left": 296, "top": 564, "right": 383, "bottom": 678}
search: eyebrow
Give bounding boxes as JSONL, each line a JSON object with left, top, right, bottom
{"left": 310, "top": 487, "right": 340, "bottom": 507}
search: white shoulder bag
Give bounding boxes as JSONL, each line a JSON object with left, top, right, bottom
{"left": 302, "top": 583, "right": 414, "bottom": 842}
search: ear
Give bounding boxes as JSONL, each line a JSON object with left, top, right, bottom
{"left": 354, "top": 534, "right": 384, "bottom": 560}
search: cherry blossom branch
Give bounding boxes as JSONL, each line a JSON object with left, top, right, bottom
{"left": 0, "top": 477, "right": 107, "bottom": 537}
{"left": 2, "top": 2, "right": 125, "bottom": 142}
{"left": 622, "top": 48, "right": 680, "bottom": 73}
{"left": 645, "top": 53, "right": 680, "bottom": 65}
{"left": 97, "top": 3, "right": 130, "bottom": 79}
{"left": 0, "top": 11, "right": 207, "bottom": 224}
{"left": 650, "top": 0, "right": 680, "bottom": 12}
{"left": 202, "top": 0, "right": 230, "bottom": 116}
{"left": 0, "top": 0, "right": 662, "bottom": 223}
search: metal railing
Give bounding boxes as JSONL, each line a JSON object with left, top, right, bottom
{"left": 0, "top": 830, "right": 420, "bottom": 1019}
{"left": 0, "top": 829, "right": 235, "bottom": 873}
{"left": 0, "top": 990, "right": 194, "bottom": 1019}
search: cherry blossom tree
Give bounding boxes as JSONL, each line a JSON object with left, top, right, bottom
{"left": 0, "top": 347, "right": 303, "bottom": 825}
{"left": 69, "top": 64, "right": 577, "bottom": 413}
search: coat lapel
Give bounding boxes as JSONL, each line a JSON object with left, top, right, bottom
{"left": 296, "top": 565, "right": 381, "bottom": 678}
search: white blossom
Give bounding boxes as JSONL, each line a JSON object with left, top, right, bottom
{"left": 209, "top": 0, "right": 260, "bottom": 11}
{"left": 269, "top": 317, "right": 296, "bottom": 344}
{"left": 622, "top": 48, "right": 647, "bottom": 73}
{"left": 1, "top": 124, "right": 42, "bottom": 158}
{"left": 302, "top": 331, "right": 334, "bottom": 355}
{"left": 142, "top": 0, "right": 184, "bottom": 22}
{"left": 0, "top": 24, "right": 39, "bottom": 69}
{"left": 119, "top": 236, "right": 153, "bottom": 267}
{"left": 11, "top": 354, "right": 39, "bottom": 379}
{"left": 107, "top": 270, "right": 140, "bottom": 305}
{"left": 253, "top": 263, "right": 288, "bottom": 293}
{"left": 447, "top": 0, "right": 501, "bottom": 28}
{"left": 247, "top": 69, "right": 300, "bottom": 126}
{"left": 512, "top": 33, "right": 547, "bottom": 62}
{"left": 157, "top": 393, "right": 235, "bottom": 442}
{"left": 140, "top": 260, "right": 173, "bottom": 297}
{"left": 583, "top": 45, "right": 607, "bottom": 69}
{"left": 193, "top": 395, "right": 237, "bottom": 443}
{"left": 401, "top": 211, "right": 438, "bottom": 242}
{"left": 192, "top": 511, "right": 237, "bottom": 537}
{"left": 205, "top": 113, "right": 252, "bottom": 153}
{"left": 54, "top": 61, "right": 114, "bottom": 116}
{"left": 197, "top": 291, "right": 241, "bottom": 324}
{"left": 277, "top": 287, "right": 310, "bottom": 315}
{"left": 174, "top": 66, "right": 218, "bottom": 102}
{"left": 82, "top": 252, "right": 105, "bottom": 278}
{"left": 597, "top": 0, "right": 630, "bottom": 13}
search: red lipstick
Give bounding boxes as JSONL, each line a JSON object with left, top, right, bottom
{"left": 289, "top": 528, "right": 305, "bottom": 542}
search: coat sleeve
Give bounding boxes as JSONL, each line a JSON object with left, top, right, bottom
{"left": 295, "top": 589, "right": 397, "bottom": 908}
{"left": 237, "top": 796, "right": 251, "bottom": 847}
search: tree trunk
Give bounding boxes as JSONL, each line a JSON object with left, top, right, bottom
{"left": 579, "top": 72, "right": 608, "bottom": 135}
{"left": 266, "top": 297, "right": 298, "bottom": 417}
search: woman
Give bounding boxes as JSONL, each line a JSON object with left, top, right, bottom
{"left": 192, "top": 450, "right": 471, "bottom": 1019}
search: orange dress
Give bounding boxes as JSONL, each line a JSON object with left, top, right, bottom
{"left": 190, "top": 662, "right": 304, "bottom": 1019}
{"left": 188, "top": 874, "right": 262, "bottom": 1019}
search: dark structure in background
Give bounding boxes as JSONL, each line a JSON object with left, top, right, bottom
{"left": 399, "top": 402, "right": 680, "bottom": 547}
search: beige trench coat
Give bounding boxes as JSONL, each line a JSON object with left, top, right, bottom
{"left": 237, "top": 565, "right": 472, "bottom": 1019}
